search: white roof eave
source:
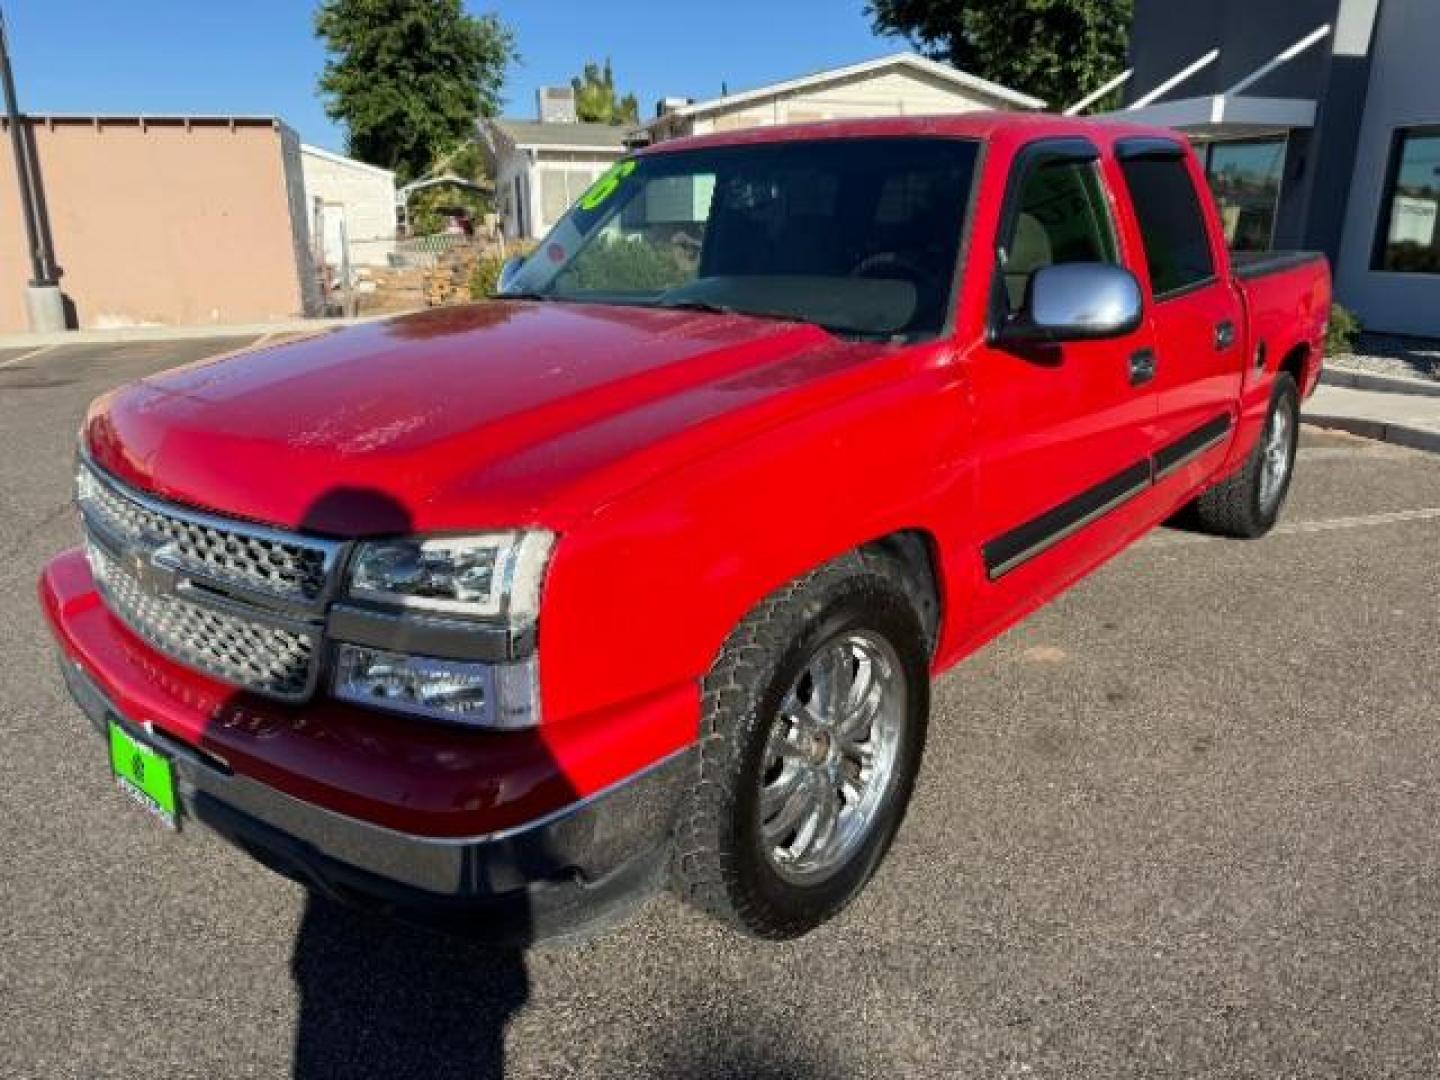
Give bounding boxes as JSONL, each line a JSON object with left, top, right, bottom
{"left": 511, "top": 143, "right": 628, "bottom": 154}
{"left": 644, "top": 52, "right": 1043, "bottom": 131}
{"left": 1116, "top": 95, "right": 1317, "bottom": 133}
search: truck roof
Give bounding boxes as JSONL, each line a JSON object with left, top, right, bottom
{"left": 639, "top": 111, "right": 1181, "bottom": 156}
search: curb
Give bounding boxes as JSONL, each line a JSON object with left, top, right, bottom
{"left": 0, "top": 316, "right": 386, "bottom": 349}
{"left": 1304, "top": 413, "right": 1440, "bottom": 455}
{"left": 1321, "top": 366, "right": 1440, "bottom": 399}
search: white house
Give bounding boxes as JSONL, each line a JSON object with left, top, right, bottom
{"left": 481, "top": 54, "right": 1041, "bottom": 242}
{"left": 300, "top": 144, "right": 397, "bottom": 268}
{"left": 640, "top": 53, "right": 1044, "bottom": 143}
{"left": 479, "top": 116, "right": 631, "bottom": 242}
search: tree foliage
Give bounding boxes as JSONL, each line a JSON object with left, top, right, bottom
{"left": 866, "top": 0, "right": 1133, "bottom": 111}
{"left": 315, "top": 0, "right": 516, "bottom": 182}
{"left": 561, "top": 236, "right": 690, "bottom": 292}
{"left": 571, "top": 59, "right": 640, "bottom": 126}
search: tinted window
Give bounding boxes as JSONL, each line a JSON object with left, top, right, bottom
{"left": 1374, "top": 128, "right": 1440, "bottom": 273}
{"left": 1204, "top": 138, "right": 1286, "bottom": 252}
{"left": 502, "top": 138, "right": 980, "bottom": 338}
{"left": 1000, "top": 158, "right": 1117, "bottom": 311}
{"left": 1119, "top": 157, "right": 1216, "bottom": 298}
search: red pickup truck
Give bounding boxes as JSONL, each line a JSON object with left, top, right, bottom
{"left": 40, "top": 114, "right": 1329, "bottom": 941}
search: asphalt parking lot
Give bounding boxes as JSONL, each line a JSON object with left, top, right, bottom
{"left": 3, "top": 337, "right": 1439, "bottom": 1079}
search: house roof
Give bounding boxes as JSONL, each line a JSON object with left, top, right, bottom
{"left": 486, "top": 119, "right": 631, "bottom": 152}
{"left": 300, "top": 143, "right": 396, "bottom": 179}
{"left": 649, "top": 52, "right": 1045, "bottom": 127}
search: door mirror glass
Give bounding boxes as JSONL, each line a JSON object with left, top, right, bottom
{"left": 496, "top": 255, "right": 525, "bottom": 294}
{"left": 998, "top": 263, "right": 1143, "bottom": 345}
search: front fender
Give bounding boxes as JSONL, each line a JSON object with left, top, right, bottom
{"left": 537, "top": 356, "right": 976, "bottom": 728}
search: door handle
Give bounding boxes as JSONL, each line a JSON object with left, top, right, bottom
{"left": 1129, "top": 348, "right": 1157, "bottom": 387}
{"left": 1215, "top": 320, "right": 1236, "bottom": 351}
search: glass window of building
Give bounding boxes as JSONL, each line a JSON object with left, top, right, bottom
{"left": 1202, "top": 139, "right": 1286, "bottom": 252}
{"left": 1374, "top": 128, "right": 1440, "bottom": 274}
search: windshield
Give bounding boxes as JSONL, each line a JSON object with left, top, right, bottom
{"left": 500, "top": 137, "right": 980, "bottom": 339}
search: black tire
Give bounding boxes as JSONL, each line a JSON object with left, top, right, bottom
{"left": 670, "top": 550, "right": 931, "bottom": 940}
{"left": 1192, "top": 373, "right": 1300, "bottom": 538}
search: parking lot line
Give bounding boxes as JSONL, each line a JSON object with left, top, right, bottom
{"left": 0, "top": 344, "right": 56, "bottom": 369}
{"left": 1143, "top": 506, "right": 1440, "bottom": 548}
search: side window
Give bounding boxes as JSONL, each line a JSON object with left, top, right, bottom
{"left": 1000, "top": 159, "right": 1118, "bottom": 312}
{"left": 1118, "top": 156, "right": 1216, "bottom": 298}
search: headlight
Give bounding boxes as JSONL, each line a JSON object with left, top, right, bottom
{"left": 347, "top": 531, "right": 553, "bottom": 619}
{"left": 332, "top": 645, "right": 539, "bottom": 728}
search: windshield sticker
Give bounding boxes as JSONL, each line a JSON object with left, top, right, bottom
{"left": 577, "top": 160, "right": 637, "bottom": 211}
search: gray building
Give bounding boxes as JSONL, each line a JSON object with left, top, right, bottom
{"left": 1115, "top": 0, "right": 1440, "bottom": 337}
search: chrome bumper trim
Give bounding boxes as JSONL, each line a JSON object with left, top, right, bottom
{"left": 61, "top": 658, "right": 691, "bottom": 898}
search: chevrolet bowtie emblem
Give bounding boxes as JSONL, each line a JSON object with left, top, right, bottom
{"left": 124, "top": 546, "right": 181, "bottom": 597}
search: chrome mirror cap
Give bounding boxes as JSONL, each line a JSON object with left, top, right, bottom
{"left": 1000, "top": 263, "right": 1144, "bottom": 345}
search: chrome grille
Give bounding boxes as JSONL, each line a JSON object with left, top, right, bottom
{"left": 90, "top": 546, "right": 318, "bottom": 699}
{"left": 76, "top": 461, "right": 343, "bottom": 702}
{"left": 77, "top": 465, "right": 330, "bottom": 603}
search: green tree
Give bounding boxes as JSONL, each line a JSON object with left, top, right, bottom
{"left": 865, "top": 0, "right": 1133, "bottom": 111}
{"left": 571, "top": 59, "right": 640, "bottom": 125}
{"left": 315, "top": 0, "right": 516, "bottom": 182}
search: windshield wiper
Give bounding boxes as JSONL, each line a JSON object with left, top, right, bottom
{"left": 658, "top": 300, "right": 890, "bottom": 340}
{"left": 494, "top": 290, "right": 560, "bottom": 302}
{"left": 657, "top": 299, "right": 800, "bottom": 324}
{"left": 655, "top": 299, "right": 740, "bottom": 316}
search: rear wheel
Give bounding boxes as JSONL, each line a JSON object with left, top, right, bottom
{"left": 670, "top": 552, "right": 930, "bottom": 939}
{"left": 1192, "top": 373, "right": 1299, "bottom": 538}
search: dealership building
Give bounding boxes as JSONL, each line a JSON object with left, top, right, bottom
{"left": 1112, "top": 0, "right": 1440, "bottom": 337}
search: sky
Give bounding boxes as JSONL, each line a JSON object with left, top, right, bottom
{"left": 3, "top": 1, "right": 898, "bottom": 154}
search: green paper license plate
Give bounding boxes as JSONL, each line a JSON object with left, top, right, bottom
{"left": 108, "top": 721, "right": 178, "bottom": 829}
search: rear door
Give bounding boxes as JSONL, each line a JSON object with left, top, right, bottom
{"left": 968, "top": 138, "right": 1160, "bottom": 627}
{"left": 1114, "top": 140, "right": 1246, "bottom": 496}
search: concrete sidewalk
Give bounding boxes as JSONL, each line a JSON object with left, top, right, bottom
{"left": 1305, "top": 383, "right": 1440, "bottom": 454}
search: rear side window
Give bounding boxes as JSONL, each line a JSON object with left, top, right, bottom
{"left": 1119, "top": 157, "right": 1216, "bottom": 298}
{"left": 999, "top": 159, "right": 1118, "bottom": 312}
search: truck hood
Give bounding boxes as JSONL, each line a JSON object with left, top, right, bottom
{"left": 85, "top": 301, "right": 877, "bottom": 534}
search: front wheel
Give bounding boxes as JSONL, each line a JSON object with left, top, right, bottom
{"left": 1192, "top": 373, "right": 1299, "bottom": 538}
{"left": 670, "top": 552, "right": 930, "bottom": 939}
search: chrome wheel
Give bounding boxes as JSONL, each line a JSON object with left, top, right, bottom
{"left": 1258, "top": 393, "right": 1295, "bottom": 513}
{"left": 757, "top": 631, "right": 906, "bottom": 884}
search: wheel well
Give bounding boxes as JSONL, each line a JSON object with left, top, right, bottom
{"left": 1279, "top": 343, "right": 1310, "bottom": 391}
{"left": 862, "top": 529, "right": 942, "bottom": 655}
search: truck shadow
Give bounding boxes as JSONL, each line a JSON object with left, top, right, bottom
{"left": 279, "top": 484, "right": 540, "bottom": 1078}
{"left": 181, "top": 484, "right": 575, "bottom": 1078}
{"left": 290, "top": 895, "right": 528, "bottom": 1080}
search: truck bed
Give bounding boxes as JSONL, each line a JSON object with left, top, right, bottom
{"left": 1231, "top": 250, "right": 1327, "bottom": 282}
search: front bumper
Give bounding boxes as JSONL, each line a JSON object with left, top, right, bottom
{"left": 41, "top": 548, "right": 698, "bottom": 941}
{"left": 62, "top": 657, "right": 690, "bottom": 939}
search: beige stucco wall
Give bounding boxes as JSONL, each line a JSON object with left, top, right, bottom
{"left": 0, "top": 118, "right": 314, "bottom": 333}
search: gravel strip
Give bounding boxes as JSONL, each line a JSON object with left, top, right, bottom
{"left": 1329, "top": 332, "right": 1440, "bottom": 383}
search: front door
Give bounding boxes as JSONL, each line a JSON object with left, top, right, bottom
{"left": 967, "top": 138, "right": 1160, "bottom": 635}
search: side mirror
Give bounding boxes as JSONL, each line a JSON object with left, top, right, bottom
{"left": 496, "top": 254, "right": 525, "bottom": 294}
{"left": 998, "top": 263, "right": 1143, "bottom": 346}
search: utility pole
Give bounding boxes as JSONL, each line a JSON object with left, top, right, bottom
{"left": 1, "top": 5, "right": 65, "bottom": 331}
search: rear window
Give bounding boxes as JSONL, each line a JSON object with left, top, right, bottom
{"left": 1118, "top": 157, "right": 1216, "bottom": 298}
